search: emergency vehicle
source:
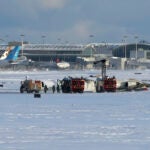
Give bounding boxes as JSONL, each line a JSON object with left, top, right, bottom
{"left": 60, "top": 77, "right": 85, "bottom": 93}
{"left": 20, "top": 79, "right": 47, "bottom": 93}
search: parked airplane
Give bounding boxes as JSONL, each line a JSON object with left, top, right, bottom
{"left": 35, "top": 61, "right": 57, "bottom": 69}
{"left": 34, "top": 61, "right": 70, "bottom": 69}
{"left": 5, "top": 46, "right": 21, "bottom": 62}
{"left": 0, "top": 46, "right": 14, "bottom": 60}
{"left": 0, "top": 45, "right": 34, "bottom": 66}
{"left": 0, "top": 46, "right": 21, "bottom": 66}
{"left": 56, "top": 61, "right": 70, "bottom": 69}
{"left": 10, "top": 55, "right": 33, "bottom": 65}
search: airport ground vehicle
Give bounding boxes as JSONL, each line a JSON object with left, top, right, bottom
{"left": 95, "top": 77, "right": 117, "bottom": 92}
{"left": 103, "top": 77, "right": 117, "bottom": 92}
{"left": 60, "top": 77, "right": 85, "bottom": 93}
{"left": 20, "top": 79, "right": 47, "bottom": 93}
{"left": 94, "top": 59, "right": 148, "bottom": 92}
{"left": 94, "top": 59, "right": 117, "bottom": 92}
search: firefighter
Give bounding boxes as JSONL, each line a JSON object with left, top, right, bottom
{"left": 57, "top": 84, "right": 60, "bottom": 93}
{"left": 44, "top": 85, "right": 48, "bottom": 93}
{"left": 52, "top": 85, "right": 55, "bottom": 93}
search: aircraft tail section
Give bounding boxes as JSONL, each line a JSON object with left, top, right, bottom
{"left": 0, "top": 46, "right": 14, "bottom": 60}
{"left": 5, "top": 46, "right": 21, "bottom": 61}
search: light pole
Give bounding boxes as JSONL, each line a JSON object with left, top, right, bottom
{"left": 57, "top": 38, "right": 61, "bottom": 44}
{"left": 5, "top": 35, "right": 9, "bottom": 44}
{"left": 91, "top": 44, "right": 97, "bottom": 57}
{"left": 20, "top": 34, "right": 24, "bottom": 56}
{"left": 121, "top": 39, "right": 124, "bottom": 58}
{"left": 41, "top": 35, "right": 46, "bottom": 44}
{"left": 135, "top": 35, "right": 138, "bottom": 60}
{"left": 123, "top": 35, "right": 128, "bottom": 58}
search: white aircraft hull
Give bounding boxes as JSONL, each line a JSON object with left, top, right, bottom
{"left": 56, "top": 61, "right": 70, "bottom": 69}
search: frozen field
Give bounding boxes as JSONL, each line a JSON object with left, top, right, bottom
{"left": 0, "top": 69, "right": 150, "bottom": 150}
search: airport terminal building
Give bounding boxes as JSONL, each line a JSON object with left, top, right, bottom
{"left": 1, "top": 42, "right": 150, "bottom": 63}
{"left": 22, "top": 43, "right": 114, "bottom": 62}
{"left": 23, "top": 44, "right": 87, "bottom": 62}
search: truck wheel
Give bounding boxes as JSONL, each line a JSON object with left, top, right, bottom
{"left": 27, "top": 89, "right": 30, "bottom": 93}
{"left": 78, "top": 90, "right": 83, "bottom": 93}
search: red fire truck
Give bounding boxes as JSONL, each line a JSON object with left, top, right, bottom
{"left": 103, "top": 77, "right": 117, "bottom": 92}
{"left": 61, "top": 77, "right": 85, "bottom": 93}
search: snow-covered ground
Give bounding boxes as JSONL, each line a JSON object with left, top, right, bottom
{"left": 0, "top": 69, "right": 150, "bottom": 150}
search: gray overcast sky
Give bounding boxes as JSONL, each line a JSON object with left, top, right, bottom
{"left": 0, "top": 0, "right": 150, "bottom": 44}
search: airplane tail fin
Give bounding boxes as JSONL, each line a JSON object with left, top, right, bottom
{"left": 0, "top": 46, "right": 14, "bottom": 60}
{"left": 5, "top": 46, "right": 21, "bottom": 61}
